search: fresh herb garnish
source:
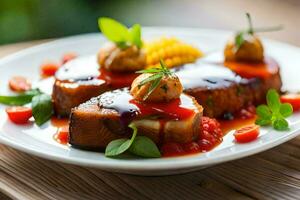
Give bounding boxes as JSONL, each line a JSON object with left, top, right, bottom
{"left": 0, "top": 89, "right": 41, "bottom": 106}
{"left": 255, "top": 89, "right": 293, "bottom": 131}
{"left": 98, "top": 17, "right": 142, "bottom": 49}
{"left": 105, "top": 123, "right": 161, "bottom": 158}
{"left": 136, "top": 59, "right": 173, "bottom": 101}
{"left": 31, "top": 94, "right": 53, "bottom": 126}
{"left": 0, "top": 89, "right": 53, "bottom": 126}
{"left": 129, "top": 136, "right": 161, "bottom": 158}
{"left": 235, "top": 13, "right": 283, "bottom": 49}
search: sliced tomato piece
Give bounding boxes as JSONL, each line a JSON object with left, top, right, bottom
{"left": 280, "top": 94, "right": 300, "bottom": 111}
{"left": 55, "top": 126, "right": 69, "bottom": 145}
{"left": 40, "top": 63, "right": 60, "bottom": 76}
{"left": 8, "top": 76, "right": 31, "bottom": 92}
{"left": 234, "top": 125, "right": 260, "bottom": 143}
{"left": 62, "top": 53, "right": 77, "bottom": 64}
{"left": 6, "top": 106, "right": 32, "bottom": 124}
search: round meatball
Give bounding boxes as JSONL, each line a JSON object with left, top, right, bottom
{"left": 131, "top": 73, "right": 183, "bottom": 102}
{"left": 224, "top": 34, "right": 264, "bottom": 63}
{"left": 98, "top": 43, "right": 146, "bottom": 72}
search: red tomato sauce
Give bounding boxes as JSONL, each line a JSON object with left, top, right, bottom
{"left": 224, "top": 57, "right": 279, "bottom": 79}
{"left": 161, "top": 105, "right": 257, "bottom": 157}
{"left": 130, "top": 98, "right": 195, "bottom": 120}
{"left": 161, "top": 117, "right": 223, "bottom": 157}
{"left": 98, "top": 68, "right": 138, "bottom": 88}
{"left": 54, "top": 126, "right": 69, "bottom": 145}
{"left": 51, "top": 117, "right": 70, "bottom": 145}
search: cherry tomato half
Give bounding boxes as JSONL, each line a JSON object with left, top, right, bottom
{"left": 8, "top": 76, "right": 31, "bottom": 92}
{"left": 40, "top": 63, "right": 60, "bottom": 76}
{"left": 6, "top": 106, "right": 32, "bottom": 124}
{"left": 55, "top": 126, "right": 69, "bottom": 145}
{"left": 62, "top": 53, "right": 77, "bottom": 64}
{"left": 280, "top": 94, "right": 300, "bottom": 111}
{"left": 234, "top": 125, "right": 260, "bottom": 143}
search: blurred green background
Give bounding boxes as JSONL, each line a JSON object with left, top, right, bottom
{"left": 0, "top": 0, "right": 299, "bottom": 45}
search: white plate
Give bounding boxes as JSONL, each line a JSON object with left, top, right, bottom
{"left": 1, "top": 28, "right": 300, "bottom": 176}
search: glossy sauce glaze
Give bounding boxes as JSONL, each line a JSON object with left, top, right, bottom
{"left": 55, "top": 54, "right": 279, "bottom": 89}
{"left": 98, "top": 88, "right": 196, "bottom": 129}
{"left": 174, "top": 62, "right": 245, "bottom": 90}
{"left": 55, "top": 55, "right": 137, "bottom": 88}
{"left": 52, "top": 54, "right": 264, "bottom": 155}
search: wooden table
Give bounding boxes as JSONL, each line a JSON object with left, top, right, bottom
{"left": 0, "top": 41, "right": 300, "bottom": 200}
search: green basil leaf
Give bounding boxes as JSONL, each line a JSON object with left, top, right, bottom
{"left": 31, "top": 94, "right": 53, "bottom": 126}
{"left": 98, "top": 17, "right": 129, "bottom": 45}
{"left": 0, "top": 89, "right": 41, "bottom": 106}
{"left": 128, "top": 24, "right": 142, "bottom": 48}
{"left": 105, "top": 139, "right": 131, "bottom": 157}
{"left": 256, "top": 105, "right": 272, "bottom": 119}
{"left": 255, "top": 118, "right": 271, "bottom": 126}
{"left": 235, "top": 32, "right": 245, "bottom": 49}
{"left": 105, "top": 123, "right": 137, "bottom": 157}
{"left": 267, "top": 89, "right": 281, "bottom": 113}
{"left": 272, "top": 118, "right": 289, "bottom": 131}
{"left": 279, "top": 103, "right": 293, "bottom": 117}
{"left": 129, "top": 136, "right": 161, "bottom": 158}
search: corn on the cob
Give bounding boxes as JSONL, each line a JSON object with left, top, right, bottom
{"left": 144, "top": 37, "right": 203, "bottom": 68}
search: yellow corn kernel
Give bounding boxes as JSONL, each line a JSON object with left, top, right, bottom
{"left": 144, "top": 37, "right": 203, "bottom": 68}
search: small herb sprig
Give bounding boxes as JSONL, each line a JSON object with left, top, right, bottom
{"left": 136, "top": 59, "right": 173, "bottom": 101}
{"left": 105, "top": 123, "right": 161, "bottom": 158}
{"left": 256, "top": 89, "right": 293, "bottom": 131}
{"left": 98, "top": 17, "right": 142, "bottom": 49}
{"left": 0, "top": 89, "right": 53, "bottom": 126}
{"left": 235, "top": 13, "right": 283, "bottom": 49}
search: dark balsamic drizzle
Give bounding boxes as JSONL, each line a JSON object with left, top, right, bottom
{"left": 98, "top": 88, "right": 197, "bottom": 132}
{"left": 55, "top": 55, "right": 100, "bottom": 82}
{"left": 174, "top": 62, "right": 247, "bottom": 90}
{"left": 98, "top": 88, "right": 139, "bottom": 128}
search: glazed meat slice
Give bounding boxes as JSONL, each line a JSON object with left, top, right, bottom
{"left": 177, "top": 62, "right": 282, "bottom": 117}
{"left": 69, "top": 89, "right": 203, "bottom": 150}
{"left": 53, "top": 54, "right": 282, "bottom": 118}
{"left": 53, "top": 78, "right": 109, "bottom": 117}
{"left": 52, "top": 56, "right": 111, "bottom": 117}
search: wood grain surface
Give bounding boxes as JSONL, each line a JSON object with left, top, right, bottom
{"left": 0, "top": 40, "right": 300, "bottom": 200}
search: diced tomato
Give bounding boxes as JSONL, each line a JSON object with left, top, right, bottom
{"left": 55, "top": 126, "right": 69, "bottom": 145}
{"left": 8, "top": 76, "right": 31, "bottom": 92}
{"left": 161, "top": 143, "right": 184, "bottom": 157}
{"left": 197, "top": 139, "right": 214, "bottom": 152}
{"left": 6, "top": 106, "right": 32, "bottom": 124}
{"left": 280, "top": 94, "right": 300, "bottom": 111}
{"left": 183, "top": 142, "right": 200, "bottom": 154}
{"left": 40, "top": 62, "right": 60, "bottom": 76}
{"left": 234, "top": 125, "right": 260, "bottom": 143}
{"left": 62, "top": 53, "right": 77, "bottom": 64}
